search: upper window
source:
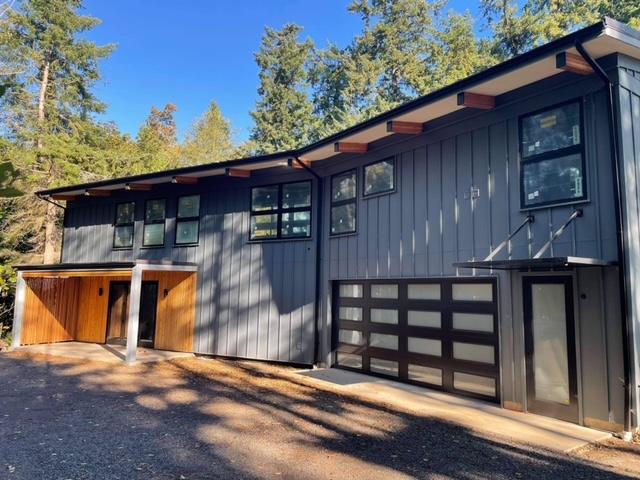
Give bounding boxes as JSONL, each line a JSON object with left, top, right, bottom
{"left": 331, "top": 170, "right": 357, "bottom": 236}
{"left": 363, "top": 158, "right": 395, "bottom": 197}
{"left": 250, "top": 181, "right": 311, "bottom": 240}
{"left": 520, "top": 101, "right": 586, "bottom": 209}
{"left": 113, "top": 202, "right": 135, "bottom": 248}
{"left": 143, "top": 199, "right": 166, "bottom": 246}
{"left": 175, "top": 195, "right": 200, "bottom": 245}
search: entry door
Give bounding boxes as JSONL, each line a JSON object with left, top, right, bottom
{"left": 523, "top": 276, "right": 578, "bottom": 423}
{"left": 106, "top": 281, "right": 158, "bottom": 348}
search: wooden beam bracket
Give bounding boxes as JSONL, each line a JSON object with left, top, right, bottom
{"left": 84, "top": 189, "right": 111, "bottom": 197}
{"left": 457, "top": 92, "right": 496, "bottom": 110}
{"left": 125, "top": 183, "right": 152, "bottom": 191}
{"left": 225, "top": 168, "right": 251, "bottom": 178}
{"left": 172, "top": 176, "right": 198, "bottom": 185}
{"left": 386, "top": 121, "right": 423, "bottom": 134}
{"left": 556, "top": 51, "right": 594, "bottom": 76}
{"left": 334, "top": 142, "right": 368, "bottom": 154}
{"left": 50, "top": 194, "right": 77, "bottom": 201}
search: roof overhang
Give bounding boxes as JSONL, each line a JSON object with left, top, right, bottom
{"left": 454, "top": 257, "right": 616, "bottom": 271}
{"left": 37, "top": 17, "right": 640, "bottom": 199}
{"left": 16, "top": 260, "right": 198, "bottom": 278}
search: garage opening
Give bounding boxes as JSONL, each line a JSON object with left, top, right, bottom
{"left": 333, "top": 278, "right": 500, "bottom": 402}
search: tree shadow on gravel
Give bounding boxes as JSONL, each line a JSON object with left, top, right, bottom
{"left": 0, "top": 353, "right": 634, "bottom": 480}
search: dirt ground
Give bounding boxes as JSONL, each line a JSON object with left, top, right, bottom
{"left": 1, "top": 351, "right": 639, "bottom": 479}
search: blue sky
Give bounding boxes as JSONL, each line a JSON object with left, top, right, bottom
{"left": 83, "top": 1, "right": 477, "bottom": 143}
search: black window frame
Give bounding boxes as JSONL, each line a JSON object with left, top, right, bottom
{"left": 249, "top": 180, "right": 312, "bottom": 241}
{"left": 143, "top": 198, "right": 167, "bottom": 247}
{"left": 174, "top": 194, "right": 201, "bottom": 246}
{"left": 519, "top": 100, "right": 587, "bottom": 210}
{"left": 113, "top": 202, "right": 135, "bottom": 249}
{"left": 363, "top": 157, "right": 396, "bottom": 198}
{"left": 330, "top": 169, "right": 358, "bottom": 236}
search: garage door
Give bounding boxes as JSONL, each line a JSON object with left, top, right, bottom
{"left": 333, "top": 278, "right": 500, "bottom": 402}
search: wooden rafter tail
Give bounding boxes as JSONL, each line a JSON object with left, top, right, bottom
{"left": 457, "top": 92, "right": 496, "bottom": 110}
{"left": 50, "top": 194, "right": 77, "bottom": 201}
{"left": 289, "top": 159, "right": 312, "bottom": 169}
{"left": 125, "top": 183, "right": 152, "bottom": 191}
{"left": 386, "top": 121, "right": 423, "bottom": 134}
{"left": 172, "top": 176, "right": 198, "bottom": 184}
{"left": 556, "top": 52, "right": 594, "bottom": 76}
{"left": 334, "top": 142, "right": 368, "bottom": 153}
{"left": 225, "top": 168, "right": 251, "bottom": 178}
{"left": 84, "top": 189, "right": 111, "bottom": 197}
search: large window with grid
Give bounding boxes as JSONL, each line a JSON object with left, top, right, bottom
{"left": 250, "top": 181, "right": 312, "bottom": 240}
{"left": 520, "top": 101, "right": 586, "bottom": 209}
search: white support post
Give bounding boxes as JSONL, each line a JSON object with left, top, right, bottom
{"left": 125, "top": 266, "right": 143, "bottom": 363}
{"left": 11, "top": 272, "right": 27, "bottom": 348}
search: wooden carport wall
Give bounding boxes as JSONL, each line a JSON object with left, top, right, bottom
{"left": 12, "top": 261, "right": 198, "bottom": 363}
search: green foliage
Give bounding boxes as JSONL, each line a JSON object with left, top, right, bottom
{"left": 133, "top": 103, "right": 182, "bottom": 174}
{"left": 0, "top": 162, "right": 23, "bottom": 197}
{"left": 249, "top": 24, "right": 319, "bottom": 155}
{"left": 182, "top": 101, "right": 238, "bottom": 165}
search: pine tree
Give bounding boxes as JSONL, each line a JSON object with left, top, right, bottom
{"left": 182, "top": 100, "right": 237, "bottom": 165}
{"left": 249, "top": 24, "right": 318, "bottom": 155}
{"left": 134, "top": 103, "right": 181, "bottom": 174}
{"left": 0, "top": 0, "right": 115, "bottom": 263}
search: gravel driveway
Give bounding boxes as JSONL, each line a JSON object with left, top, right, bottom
{"left": 0, "top": 352, "right": 635, "bottom": 479}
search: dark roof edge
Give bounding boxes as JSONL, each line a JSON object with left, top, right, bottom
{"left": 38, "top": 150, "right": 297, "bottom": 196}
{"left": 41, "top": 18, "right": 628, "bottom": 196}
{"left": 15, "top": 260, "right": 198, "bottom": 271}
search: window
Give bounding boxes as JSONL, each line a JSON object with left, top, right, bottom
{"left": 250, "top": 181, "right": 311, "bottom": 240}
{"left": 175, "top": 195, "right": 200, "bottom": 245}
{"left": 363, "top": 158, "right": 395, "bottom": 197}
{"left": 143, "top": 199, "right": 166, "bottom": 246}
{"left": 113, "top": 202, "right": 135, "bottom": 248}
{"left": 520, "top": 101, "right": 586, "bottom": 209}
{"left": 331, "top": 170, "right": 357, "bottom": 235}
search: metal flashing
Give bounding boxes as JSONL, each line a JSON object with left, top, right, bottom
{"left": 453, "top": 256, "right": 616, "bottom": 271}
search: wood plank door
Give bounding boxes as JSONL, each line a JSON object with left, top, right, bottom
{"left": 523, "top": 276, "right": 579, "bottom": 423}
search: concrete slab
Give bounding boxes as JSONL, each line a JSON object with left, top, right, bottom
{"left": 294, "top": 368, "right": 611, "bottom": 452}
{"left": 12, "top": 341, "right": 194, "bottom": 364}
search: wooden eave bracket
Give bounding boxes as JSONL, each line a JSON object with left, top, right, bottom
{"left": 125, "top": 183, "right": 152, "bottom": 191}
{"left": 225, "top": 168, "right": 251, "bottom": 178}
{"left": 172, "top": 176, "right": 198, "bottom": 184}
{"left": 386, "top": 121, "right": 424, "bottom": 134}
{"left": 289, "top": 158, "right": 313, "bottom": 169}
{"left": 334, "top": 142, "right": 368, "bottom": 153}
{"left": 457, "top": 92, "right": 496, "bottom": 110}
{"left": 84, "top": 189, "right": 111, "bottom": 197}
{"left": 556, "top": 51, "right": 594, "bottom": 76}
{"left": 50, "top": 194, "right": 76, "bottom": 201}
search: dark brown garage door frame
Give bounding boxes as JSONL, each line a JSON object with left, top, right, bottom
{"left": 333, "top": 277, "right": 500, "bottom": 403}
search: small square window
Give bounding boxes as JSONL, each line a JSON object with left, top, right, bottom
{"left": 144, "top": 223, "right": 165, "bottom": 246}
{"left": 114, "top": 225, "right": 134, "bottom": 248}
{"left": 252, "top": 186, "right": 279, "bottom": 212}
{"left": 177, "top": 195, "right": 200, "bottom": 218}
{"left": 364, "top": 158, "right": 395, "bottom": 197}
{"left": 176, "top": 220, "right": 199, "bottom": 244}
{"left": 145, "top": 199, "right": 166, "bottom": 222}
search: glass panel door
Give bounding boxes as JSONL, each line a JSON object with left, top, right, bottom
{"left": 523, "top": 276, "right": 578, "bottom": 423}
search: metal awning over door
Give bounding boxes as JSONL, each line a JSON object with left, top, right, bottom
{"left": 333, "top": 278, "right": 500, "bottom": 402}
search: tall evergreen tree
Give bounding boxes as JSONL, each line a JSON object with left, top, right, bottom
{"left": 133, "top": 103, "right": 181, "bottom": 174}
{"left": 182, "top": 100, "right": 237, "bottom": 165}
{"left": 0, "top": 0, "right": 115, "bottom": 263}
{"left": 249, "top": 24, "right": 318, "bottom": 155}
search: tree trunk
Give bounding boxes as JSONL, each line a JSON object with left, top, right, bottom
{"left": 38, "top": 61, "right": 59, "bottom": 264}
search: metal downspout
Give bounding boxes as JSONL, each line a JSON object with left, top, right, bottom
{"left": 575, "top": 40, "right": 634, "bottom": 439}
{"left": 293, "top": 158, "right": 323, "bottom": 365}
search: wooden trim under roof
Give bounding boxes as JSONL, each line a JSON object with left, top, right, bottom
{"left": 556, "top": 52, "right": 594, "bottom": 75}
{"left": 172, "top": 176, "right": 198, "bottom": 184}
{"left": 386, "top": 121, "right": 424, "bottom": 134}
{"left": 125, "top": 183, "right": 152, "bottom": 191}
{"left": 225, "top": 168, "right": 251, "bottom": 178}
{"left": 84, "top": 189, "right": 111, "bottom": 197}
{"left": 50, "top": 194, "right": 76, "bottom": 201}
{"left": 457, "top": 92, "right": 496, "bottom": 110}
{"left": 334, "top": 142, "right": 368, "bottom": 154}
{"left": 289, "top": 158, "right": 312, "bottom": 169}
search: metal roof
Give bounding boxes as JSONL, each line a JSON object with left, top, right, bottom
{"left": 453, "top": 257, "right": 616, "bottom": 271}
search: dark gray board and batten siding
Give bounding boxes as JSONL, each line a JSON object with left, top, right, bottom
{"left": 317, "top": 70, "right": 621, "bottom": 410}
{"left": 63, "top": 173, "right": 318, "bottom": 364}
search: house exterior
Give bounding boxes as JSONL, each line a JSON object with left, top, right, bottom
{"left": 12, "top": 18, "right": 640, "bottom": 435}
